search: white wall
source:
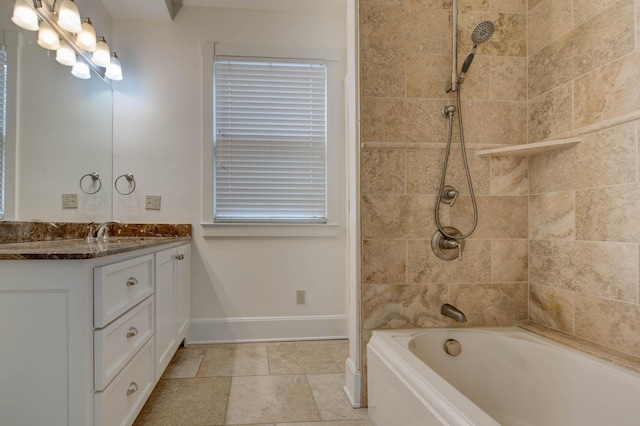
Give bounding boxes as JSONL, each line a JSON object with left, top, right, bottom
{"left": 112, "top": 5, "right": 348, "bottom": 342}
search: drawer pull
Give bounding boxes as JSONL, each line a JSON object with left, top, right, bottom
{"left": 126, "top": 382, "right": 139, "bottom": 396}
{"left": 126, "top": 327, "right": 139, "bottom": 338}
{"left": 126, "top": 277, "right": 138, "bottom": 287}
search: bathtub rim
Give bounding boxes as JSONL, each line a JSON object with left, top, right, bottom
{"left": 367, "top": 325, "right": 640, "bottom": 426}
{"left": 368, "top": 327, "right": 502, "bottom": 426}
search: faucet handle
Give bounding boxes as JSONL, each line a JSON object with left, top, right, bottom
{"left": 85, "top": 222, "right": 96, "bottom": 242}
{"left": 440, "top": 185, "right": 459, "bottom": 207}
{"left": 455, "top": 241, "right": 462, "bottom": 261}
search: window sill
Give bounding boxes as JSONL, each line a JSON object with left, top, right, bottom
{"left": 201, "top": 223, "right": 342, "bottom": 238}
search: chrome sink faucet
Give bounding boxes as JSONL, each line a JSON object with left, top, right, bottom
{"left": 86, "top": 220, "right": 122, "bottom": 242}
{"left": 441, "top": 303, "right": 467, "bottom": 323}
{"left": 96, "top": 220, "right": 122, "bottom": 241}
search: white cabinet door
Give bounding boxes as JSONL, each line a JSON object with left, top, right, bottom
{"left": 154, "top": 247, "right": 178, "bottom": 376}
{"left": 176, "top": 244, "right": 191, "bottom": 341}
{"left": 154, "top": 244, "right": 191, "bottom": 378}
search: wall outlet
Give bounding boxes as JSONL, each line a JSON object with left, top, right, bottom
{"left": 296, "top": 290, "right": 306, "bottom": 305}
{"left": 62, "top": 193, "right": 78, "bottom": 209}
{"left": 145, "top": 195, "right": 161, "bottom": 210}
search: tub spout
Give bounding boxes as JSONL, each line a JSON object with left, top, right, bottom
{"left": 441, "top": 303, "right": 467, "bottom": 323}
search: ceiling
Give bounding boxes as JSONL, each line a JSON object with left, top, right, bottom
{"left": 100, "top": 0, "right": 346, "bottom": 21}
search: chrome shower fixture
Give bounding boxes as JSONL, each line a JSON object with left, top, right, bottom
{"left": 471, "top": 20, "right": 495, "bottom": 45}
{"left": 458, "top": 20, "right": 495, "bottom": 85}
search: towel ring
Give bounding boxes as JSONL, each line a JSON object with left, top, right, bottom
{"left": 79, "top": 172, "right": 102, "bottom": 195}
{"left": 115, "top": 173, "right": 136, "bottom": 195}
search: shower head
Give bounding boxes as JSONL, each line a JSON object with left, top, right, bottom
{"left": 458, "top": 20, "right": 495, "bottom": 85}
{"left": 470, "top": 20, "right": 495, "bottom": 45}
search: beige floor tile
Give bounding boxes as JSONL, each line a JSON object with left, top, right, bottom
{"left": 276, "top": 421, "right": 373, "bottom": 426}
{"left": 327, "top": 341, "right": 349, "bottom": 372}
{"left": 133, "top": 377, "right": 230, "bottom": 426}
{"left": 162, "top": 347, "right": 205, "bottom": 378}
{"left": 307, "top": 373, "right": 369, "bottom": 421}
{"left": 197, "top": 346, "right": 269, "bottom": 377}
{"left": 226, "top": 375, "right": 321, "bottom": 424}
{"left": 268, "top": 342, "right": 342, "bottom": 375}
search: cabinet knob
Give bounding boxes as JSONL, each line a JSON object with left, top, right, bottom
{"left": 126, "top": 382, "right": 139, "bottom": 396}
{"left": 126, "top": 277, "right": 138, "bottom": 287}
{"left": 175, "top": 254, "right": 184, "bottom": 260}
{"left": 126, "top": 327, "right": 138, "bottom": 338}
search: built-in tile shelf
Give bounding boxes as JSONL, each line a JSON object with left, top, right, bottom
{"left": 476, "top": 137, "right": 582, "bottom": 157}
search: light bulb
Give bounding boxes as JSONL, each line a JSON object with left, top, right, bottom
{"left": 11, "top": 0, "right": 39, "bottom": 31}
{"left": 76, "top": 18, "right": 97, "bottom": 52}
{"left": 105, "top": 53, "right": 123, "bottom": 81}
{"left": 37, "top": 21, "right": 61, "bottom": 51}
{"left": 57, "top": 0, "right": 82, "bottom": 33}
{"left": 92, "top": 37, "right": 110, "bottom": 68}
{"left": 71, "top": 61, "right": 91, "bottom": 79}
{"left": 56, "top": 45, "right": 76, "bottom": 66}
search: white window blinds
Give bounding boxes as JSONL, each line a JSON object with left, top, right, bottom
{"left": 214, "top": 58, "right": 327, "bottom": 223}
{"left": 0, "top": 46, "right": 6, "bottom": 220}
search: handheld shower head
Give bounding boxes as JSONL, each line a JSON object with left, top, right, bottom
{"left": 470, "top": 20, "right": 495, "bottom": 45}
{"left": 458, "top": 20, "right": 495, "bottom": 85}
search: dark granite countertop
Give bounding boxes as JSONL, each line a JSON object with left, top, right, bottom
{"left": 0, "top": 236, "right": 192, "bottom": 260}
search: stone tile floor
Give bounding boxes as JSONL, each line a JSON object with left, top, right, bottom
{"left": 133, "top": 340, "right": 371, "bottom": 426}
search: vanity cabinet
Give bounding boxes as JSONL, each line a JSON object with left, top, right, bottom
{"left": 155, "top": 244, "right": 191, "bottom": 375}
{"left": 0, "top": 240, "right": 191, "bottom": 426}
{"left": 93, "top": 254, "right": 156, "bottom": 426}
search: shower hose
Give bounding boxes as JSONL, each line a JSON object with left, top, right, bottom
{"left": 435, "top": 88, "right": 478, "bottom": 240}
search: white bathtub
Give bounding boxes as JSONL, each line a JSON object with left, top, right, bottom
{"left": 367, "top": 327, "right": 640, "bottom": 426}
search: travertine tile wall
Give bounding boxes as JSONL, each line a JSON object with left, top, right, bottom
{"left": 359, "top": 0, "right": 528, "bottom": 402}
{"left": 527, "top": 0, "right": 640, "bottom": 358}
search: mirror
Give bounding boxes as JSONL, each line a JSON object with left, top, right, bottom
{"left": 1, "top": 16, "right": 112, "bottom": 222}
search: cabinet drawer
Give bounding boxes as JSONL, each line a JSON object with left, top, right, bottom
{"left": 95, "top": 297, "right": 153, "bottom": 391}
{"left": 95, "top": 254, "right": 154, "bottom": 328}
{"left": 95, "top": 339, "right": 155, "bottom": 426}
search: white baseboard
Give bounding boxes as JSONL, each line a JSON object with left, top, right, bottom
{"left": 188, "top": 315, "right": 347, "bottom": 343}
{"left": 343, "top": 357, "right": 362, "bottom": 408}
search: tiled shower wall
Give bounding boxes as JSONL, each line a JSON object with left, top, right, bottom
{"left": 359, "top": 0, "right": 640, "bottom": 404}
{"left": 527, "top": 0, "right": 640, "bottom": 358}
{"left": 358, "top": 0, "right": 528, "bottom": 402}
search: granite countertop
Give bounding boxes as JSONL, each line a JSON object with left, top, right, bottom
{"left": 0, "top": 236, "right": 192, "bottom": 260}
{"left": 0, "top": 222, "right": 193, "bottom": 259}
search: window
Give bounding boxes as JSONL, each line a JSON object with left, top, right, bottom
{"left": 0, "top": 45, "right": 6, "bottom": 220}
{"left": 213, "top": 57, "right": 327, "bottom": 223}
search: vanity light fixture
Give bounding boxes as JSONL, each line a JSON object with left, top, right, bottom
{"left": 76, "top": 17, "right": 96, "bottom": 52}
{"left": 71, "top": 60, "right": 91, "bottom": 79}
{"left": 92, "top": 36, "right": 110, "bottom": 68}
{"left": 55, "top": 0, "right": 81, "bottom": 33}
{"left": 105, "top": 52, "right": 123, "bottom": 81}
{"left": 37, "top": 20, "right": 60, "bottom": 50}
{"left": 10, "top": 0, "right": 124, "bottom": 81}
{"left": 55, "top": 43, "right": 76, "bottom": 66}
{"left": 11, "top": 0, "right": 39, "bottom": 31}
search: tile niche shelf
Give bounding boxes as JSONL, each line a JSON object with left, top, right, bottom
{"left": 476, "top": 137, "right": 582, "bottom": 157}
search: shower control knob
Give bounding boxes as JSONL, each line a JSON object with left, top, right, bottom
{"left": 440, "top": 185, "right": 459, "bottom": 207}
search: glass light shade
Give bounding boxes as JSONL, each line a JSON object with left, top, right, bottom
{"left": 105, "top": 54, "right": 123, "bottom": 81}
{"left": 71, "top": 61, "right": 91, "bottom": 79}
{"left": 56, "top": 45, "right": 76, "bottom": 66}
{"left": 76, "top": 19, "right": 97, "bottom": 52}
{"left": 37, "top": 22, "right": 61, "bottom": 50}
{"left": 92, "top": 37, "right": 110, "bottom": 68}
{"left": 11, "top": 0, "right": 39, "bottom": 31}
{"left": 57, "top": 0, "right": 82, "bottom": 33}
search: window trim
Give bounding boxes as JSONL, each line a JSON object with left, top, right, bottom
{"left": 201, "top": 42, "right": 345, "bottom": 238}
